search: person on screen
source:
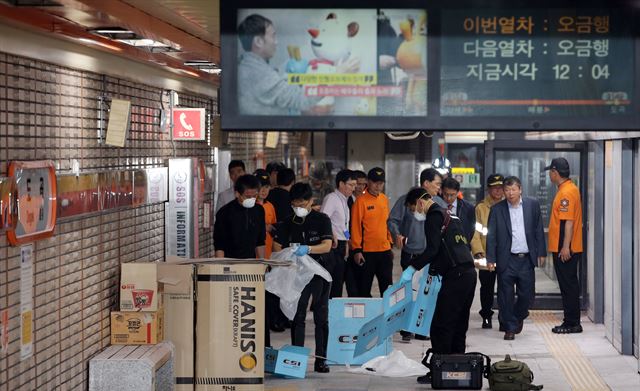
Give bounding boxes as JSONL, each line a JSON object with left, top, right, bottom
{"left": 238, "top": 14, "right": 330, "bottom": 116}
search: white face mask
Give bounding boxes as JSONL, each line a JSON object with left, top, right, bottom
{"left": 242, "top": 197, "right": 256, "bottom": 208}
{"left": 413, "top": 211, "right": 426, "bottom": 221}
{"left": 293, "top": 206, "right": 310, "bottom": 218}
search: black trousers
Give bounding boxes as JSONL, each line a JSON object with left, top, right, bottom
{"left": 329, "top": 241, "right": 348, "bottom": 298}
{"left": 358, "top": 250, "right": 394, "bottom": 297}
{"left": 344, "top": 254, "right": 361, "bottom": 297}
{"left": 497, "top": 255, "right": 535, "bottom": 333}
{"left": 553, "top": 252, "right": 581, "bottom": 326}
{"left": 291, "top": 274, "right": 331, "bottom": 359}
{"left": 430, "top": 266, "right": 477, "bottom": 354}
{"left": 478, "top": 269, "right": 497, "bottom": 319}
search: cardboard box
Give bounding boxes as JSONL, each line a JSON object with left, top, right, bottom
{"left": 195, "top": 262, "right": 267, "bottom": 391}
{"left": 265, "top": 345, "right": 310, "bottom": 379}
{"left": 110, "top": 309, "right": 164, "bottom": 345}
{"left": 406, "top": 274, "right": 442, "bottom": 336}
{"left": 327, "top": 298, "right": 392, "bottom": 365}
{"left": 159, "top": 263, "right": 196, "bottom": 391}
{"left": 381, "top": 280, "right": 413, "bottom": 340}
{"left": 354, "top": 280, "right": 412, "bottom": 358}
{"left": 120, "top": 263, "right": 162, "bottom": 312}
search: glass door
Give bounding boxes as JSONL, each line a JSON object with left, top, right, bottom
{"left": 485, "top": 139, "right": 588, "bottom": 310}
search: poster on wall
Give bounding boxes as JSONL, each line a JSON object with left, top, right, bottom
{"left": 57, "top": 173, "right": 100, "bottom": 218}
{"left": 20, "top": 244, "right": 33, "bottom": 361}
{"left": 0, "top": 176, "right": 17, "bottom": 233}
{"left": 7, "top": 161, "right": 57, "bottom": 246}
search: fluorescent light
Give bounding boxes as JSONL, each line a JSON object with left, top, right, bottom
{"left": 92, "top": 29, "right": 134, "bottom": 34}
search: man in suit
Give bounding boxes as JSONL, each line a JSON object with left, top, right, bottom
{"left": 486, "top": 176, "right": 546, "bottom": 340}
{"left": 441, "top": 177, "right": 476, "bottom": 242}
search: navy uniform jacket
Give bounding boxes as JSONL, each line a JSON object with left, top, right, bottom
{"left": 485, "top": 197, "right": 546, "bottom": 273}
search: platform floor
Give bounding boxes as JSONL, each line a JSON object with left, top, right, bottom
{"left": 266, "top": 256, "right": 640, "bottom": 391}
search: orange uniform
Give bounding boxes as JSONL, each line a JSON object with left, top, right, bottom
{"left": 548, "top": 180, "right": 583, "bottom": 253}
{"left": 350, "top": 191, "right": 392, "bottom": 253}
{"left": 262, "top": 200, "right": 276, "bottom": 258}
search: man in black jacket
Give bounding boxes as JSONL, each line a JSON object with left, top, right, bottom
{"left": 213, "top": 174, "right": 265, "bottom": 258}
{"left": 441, "top": 177, "right": 476, "bottom": 242}
{"left": 401, "top": 195, "right": 477, "bottom": 384}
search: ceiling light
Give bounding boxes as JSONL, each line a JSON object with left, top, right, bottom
{"left": 184, "top": 61, "right": 220, "bottom": 74}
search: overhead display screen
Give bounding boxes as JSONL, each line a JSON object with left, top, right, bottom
{"left": 235, "top": 8, "right": 427, "bottom": 118}
{"left": 440, "top": 9, "right": 634, "bottom": 117}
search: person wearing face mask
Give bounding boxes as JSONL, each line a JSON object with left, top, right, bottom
{"left": 389, "top": 187, "right": 429, "bottom": 341}
{"left": 213, "top": 174, "right": 266, "bottom": 259}
{"left": 273, "top": 183, "right": 334, "bottom": 373}
{"left": 350, "top": 167, "right": 394, "bottom": 297}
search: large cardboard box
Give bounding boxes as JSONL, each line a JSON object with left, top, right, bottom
{"left": 120, "top": 263, "right": 162, "bottom": 312}
{"left": 327, "top": 298, "right": 392, "bottom": 365}
{"left": 196, "top": 263, "right": 267, "bottom": 391}
{"left": 406, "top": 274, "right": 442, "bottom": 336}
{"left": 110, "top": 309, "right": 164, "bottom": 345}
{"left": 159, "top": 263, "right": 196, "bottom": 391}
{"left": 264, "top": 345, "right": 310, "bottom": 379}
{"left": 354, "top": 280, "right": 412, "bottom": 358}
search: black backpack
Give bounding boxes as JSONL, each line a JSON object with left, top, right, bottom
{"left": 437, "top": 209, "right": 474, "bottom": 268}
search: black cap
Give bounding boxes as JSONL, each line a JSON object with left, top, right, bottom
{"left": 367, "top": 167, "right": 385, "bottom": 182}
{"left": 544, "top": 157, "right": 570, "bottom": 173}
{"left": 487, "top": 174, "right": 504, "bottom": 187}
{"left": 253, "top": 169, "right": 270, "bottom": 186}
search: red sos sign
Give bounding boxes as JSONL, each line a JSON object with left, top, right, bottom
{"left": 172, "top": 108, "right": 206, "bottom": 140}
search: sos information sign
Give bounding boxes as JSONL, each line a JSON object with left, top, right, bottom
{"left": 172, "top": 108, "right": 206, "bottom": 140}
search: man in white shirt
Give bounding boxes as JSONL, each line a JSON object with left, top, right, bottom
{"left": 486, "top": 176, "right": 546, "bottom": 340}
{"left": 321, "top": 169, "right": 357, "bottom": 298}
{"left": 216, "top": 160, "right": 246, "bottom": 213}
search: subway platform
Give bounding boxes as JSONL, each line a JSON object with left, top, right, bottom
{"left": 267, "top": 261, "right": 640, "bottom": 391}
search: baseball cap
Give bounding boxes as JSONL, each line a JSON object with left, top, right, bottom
{"left": 487, "top": 174, "right": 504, "bottom": 187}
{"left": 367, "top": 167, "right": 386, "bottom": 182}
{"left": 254, "top": 169, "right": 270, "bottom": 186}
{"left": 544, "top": 157, "right": 570, "bottom": 172}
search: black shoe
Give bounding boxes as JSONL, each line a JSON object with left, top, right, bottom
{"left": 482, "top": 317, "right": 492, "bottom": 329}
{"left": 401, "top": 331, "right": 412, "bottom": 342}
{"left": 417, "top": 373, "right": 431, "bottom": 384}
{"left": 414, "top": 334, "right": 429, "bottom": 341}
{"left": 314, "top": 360, "right": 330, "bottom": 373}
{"left": 515, "top": 320, "right": 524, "bottom": 334}
{"left": 552, "top": 324, "right": 583, "bottom": 334}
{"left": 504, "top": 332, "right": 515, "bottom": 340}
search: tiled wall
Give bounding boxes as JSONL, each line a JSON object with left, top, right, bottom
{"left": 0, "top": 52, "right": 218, "bottom": 390}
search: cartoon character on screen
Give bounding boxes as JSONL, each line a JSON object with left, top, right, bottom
{"left": 396, "top": 14, "right": 427, "bottom": 115}
{"left": 306, "top": 12, "right": 361, "bottom": 109}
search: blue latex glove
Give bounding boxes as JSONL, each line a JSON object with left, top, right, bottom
{"left": 286, "top": 58, "right": 308, "bottom": 74}
{"left": 401, "top": 266, "right": 416, "bottom": 282}
{"left": 294, "top": 245, "right": 310, "bottom": 257}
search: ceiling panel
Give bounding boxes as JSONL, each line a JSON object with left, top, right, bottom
{"left": 122, "top": 0, "right": 219, "bottom": 47}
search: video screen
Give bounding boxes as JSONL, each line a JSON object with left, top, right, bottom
{"left": 236, "top": 8, "right": 427, "bottom": 117}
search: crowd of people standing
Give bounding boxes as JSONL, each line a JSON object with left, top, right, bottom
{"left": 212, "top": 156, "right": 583, "bottom": 379}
